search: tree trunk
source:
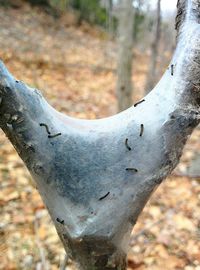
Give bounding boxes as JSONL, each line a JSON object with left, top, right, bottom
{"left": 0, "top": 0, "right": 200, "bottom": 269}
{"left": 108, "top": 0, "right": 113, "bottom": 36}
{"left": 106, "top": 0, "right": 113, "bottom": 36}
{"left": 116, "top": 0, "right": 134, "bottom": 112}
{"left": 145, "top": 0, "right": 161, "bottom": 93}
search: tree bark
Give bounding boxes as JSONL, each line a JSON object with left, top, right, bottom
{"left": 0, "top": 0, "right": 200, "bottom": 269}
{"left": 106, "top": 0, "right": 113, "bottom": 36}
{"left": 116, "top": 0, "right": 134, "bottom": 112}
{"left": 145, "top": 0, "right": 161, "bottom": 93}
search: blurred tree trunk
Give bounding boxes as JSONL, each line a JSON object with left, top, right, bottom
{"left": 116, "top": 0, "right": 134, "bottom": 112}
{"left": 145, "top": 0, "right": 161, "bottom": 93}
{"left": 108, "top": 0, "right": 113, "bottom": 35}
{"left": 133, "top": 0, "right": 144, "bottom": 41}
{"left": 1, "top": 1, "right": 200, "bottom": 270}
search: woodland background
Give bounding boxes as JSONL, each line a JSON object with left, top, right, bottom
{"left": 0, "top": 1, "right": 199, "bottom": 269}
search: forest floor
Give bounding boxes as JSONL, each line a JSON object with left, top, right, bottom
{"left": 0, "top": 3, "right": 199, "bottom": 270}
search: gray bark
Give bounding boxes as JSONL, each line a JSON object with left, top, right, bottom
{"left": 145, "top": 0, "right": 161, "bottom": 93}
{"left": 116, "top": 0, "right": 134, "bottom": 112}
{"left": 0, "top": 0, "right": 200, "bottom": 269}
{"left": 105, "top": 0, "right": 113, "bottom": 35}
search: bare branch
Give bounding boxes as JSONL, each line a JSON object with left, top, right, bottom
{"left": 0, "top": 1, "right": 200, "bottom": 269}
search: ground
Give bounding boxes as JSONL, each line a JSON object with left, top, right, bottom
{"left": 0, "top": 3, "right": 199, "bottom": 270}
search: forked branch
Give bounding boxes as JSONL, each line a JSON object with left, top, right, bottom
{"left": 0, "top": 1, "right": 200, "bottom": 269}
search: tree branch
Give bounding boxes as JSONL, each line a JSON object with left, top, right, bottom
{"left": 0, "top": 1, "right": 200, "bottom": 269}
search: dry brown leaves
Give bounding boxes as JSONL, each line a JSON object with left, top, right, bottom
{"left": 0, "top": 3, "right": 199, "bottom": 270}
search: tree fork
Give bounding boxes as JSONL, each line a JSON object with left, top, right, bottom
{"left": 0, "top": 1, "right": 200, "bottom": 269}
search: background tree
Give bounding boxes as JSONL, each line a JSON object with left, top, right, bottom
{"left": 116, "top": 0, "right": 134, "bottom": 112}
{"left": 107, "top": 0, "right": 113, "bottom": 35}
{"left": 145, "top": 0, "right": 162, "bottom": 93}
{"left": 0, "top": 1, "right": 200, "bottom": 270}
{"left": 133, "top": 0, "right": 146, "bottom": 42}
